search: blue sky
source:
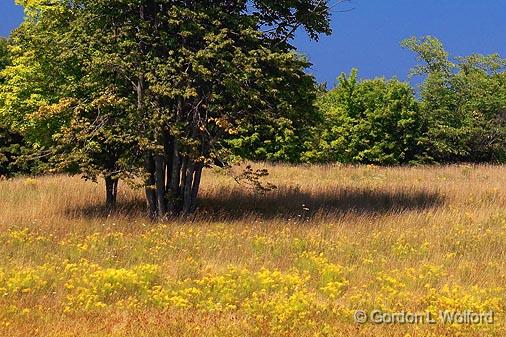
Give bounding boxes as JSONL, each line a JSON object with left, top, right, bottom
{"left": 2, "top": 0, "right": 505, "bottom": 87}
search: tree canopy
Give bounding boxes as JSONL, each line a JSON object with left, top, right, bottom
{"left": 1, "top": 0, "right": 333, "bottom": 215}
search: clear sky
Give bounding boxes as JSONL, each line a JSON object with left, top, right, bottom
{"left": 1, "top": 0, "right": 505, "bottom": 87}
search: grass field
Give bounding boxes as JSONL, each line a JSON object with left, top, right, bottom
{"left": 0, "top": 164, "right": 505, "bottom": 337}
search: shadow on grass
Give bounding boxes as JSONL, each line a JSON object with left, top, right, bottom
{"left": 66, "top": 186, "right": 445, "bottom": 222}
{"left": 65, "top": 200, "right": 147, "bottom": 220}
{"left": 197, "top": 187, "right": 445, "bottom": 221}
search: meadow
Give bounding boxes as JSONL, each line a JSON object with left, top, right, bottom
{"left": 0, "top": 164, "right": 505, "bottom": 337}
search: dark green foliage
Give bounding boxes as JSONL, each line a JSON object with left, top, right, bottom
{"left": 0, "top": 38, "right": 8, "bottom": 80}
{"left": 226, "top": 56, "right": 322, "bottom": 163}
{"left": 0, "top": 125, "right": 36, "bottom": 177}
{"left": 0, "top": 126, "right": 22, "bottom": 177}
{"left": 304, "top": 38, "right": 506, "bottom": 166}
{"left": 1, "top": 0, "right": 505, "bottom": 217}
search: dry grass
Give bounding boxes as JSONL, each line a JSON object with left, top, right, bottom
{"left": 0, "top": 164, "right": 505, "bottom": 336}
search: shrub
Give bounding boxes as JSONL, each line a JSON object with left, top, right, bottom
{"left": 303, "top": 69, "right": 426, "bottom": 164}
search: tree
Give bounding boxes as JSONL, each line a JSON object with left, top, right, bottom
{"left": 61, "top": 0, "right": 333, "bottom": 217}
{"left": 303, "top": 69, "right": 425, "bottom": 164}
{"left": 4, "top": 0, "right": 334, "bottom": 216}
{"left": 51, "top": 93, "right": 142, "bottom": 209}
{"left": 402, "top": 36, "right": 506, "bottom": 163}
{"left": 1, "top": 1, "right": 144, "bottom": 208}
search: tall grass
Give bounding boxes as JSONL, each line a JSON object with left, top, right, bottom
{"left": 0, "top": 164, "right": 505, "bottom": 336}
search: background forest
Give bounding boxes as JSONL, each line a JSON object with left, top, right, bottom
{"left": 2, "top": 32, "right": 505, "bottom": 173}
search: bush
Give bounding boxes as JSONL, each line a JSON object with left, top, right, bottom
{"left": 303, "top": 69, "right": 426, "bottom": 164}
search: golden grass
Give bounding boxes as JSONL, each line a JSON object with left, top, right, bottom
{"left": 0, "top": 164, "right": 505, "bottom": 336}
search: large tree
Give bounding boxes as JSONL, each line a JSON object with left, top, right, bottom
{"left": 3, "top": 0, "right": 334, "bottom": 216}
{"left": 1, "top": 1, "right": 138, "bottom": 207}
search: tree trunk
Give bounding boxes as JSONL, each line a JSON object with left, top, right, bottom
{"left": 182, "top": 160, "right": 195, "bottom": 215}
{"left": 167, "top": 141, "right": 182, "bottom": 215}
{"left": 164, "top": 134, "right": 174, "bottom": 192}
{"left": 189, "top": 162, "right": 204, "bottom": 214}
{"left": 105, "top": 176, "right": 119, "bottom": 210}
{"left": 144, "top": 154, "right": 158, "bottom": 218}
{"left": 137, "top": 4, "right": 159, "bottom": 218}
{"left": 154, "top": 149, "right": 167, "bottom": 216}
{"left": 139, "top": 70, "right": 157, "bottom": 217}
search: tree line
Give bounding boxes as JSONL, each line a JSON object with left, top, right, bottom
{"left": 1, "top": 2, "right": 505, "bottom": 217}
{"left": 234, "top": 37, "right": 506, "bottom": 165}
